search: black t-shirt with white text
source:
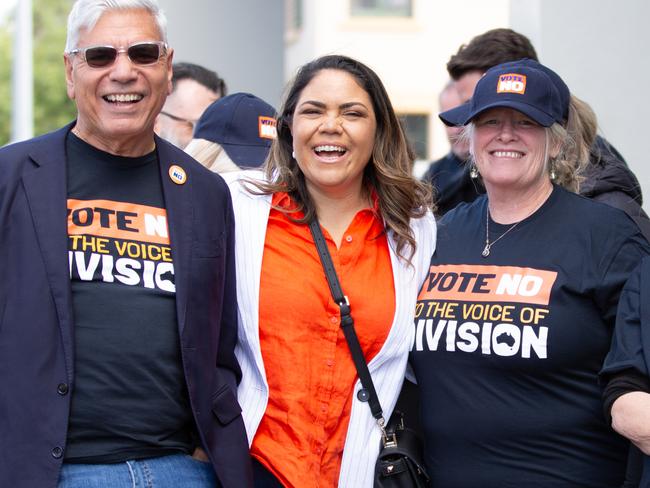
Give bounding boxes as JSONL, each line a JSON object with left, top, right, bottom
{"left": 64, "top": 133, "right": 194, "bottom": 463}
{"left": 411, "top": 186, "right": 650, "bottom": 487}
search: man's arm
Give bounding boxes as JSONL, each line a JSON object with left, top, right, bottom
{"left": 215, "top": 188, "right": 241, "bottom": 390}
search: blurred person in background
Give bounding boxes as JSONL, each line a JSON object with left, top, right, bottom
{"left": 422, "top": 81, "right": 476, "bottom": 216}
{"left": 185, "top": 92, "right": 276, "bottom": 173}
{"left": 155, "top": 62, "right": 226, "bottom": 148}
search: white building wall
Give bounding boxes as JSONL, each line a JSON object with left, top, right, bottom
{"left": 158, "top": 0, "right": 285, "bottom": 108}
{"left": 286, "top": 0, "right": 510, "bottom": 165}
{"left": 510, "top": 0, "right": 650, "bottom": 209}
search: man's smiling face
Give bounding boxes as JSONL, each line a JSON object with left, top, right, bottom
{"left": 64, "top": 8, "right": 173, "bottom": 155}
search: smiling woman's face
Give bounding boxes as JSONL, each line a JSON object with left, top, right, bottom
{"left": 290, "top": 69, "right": 377, "bottom": 200}
{"left": 472, "top": 107, "right": 554, "bottom": 193}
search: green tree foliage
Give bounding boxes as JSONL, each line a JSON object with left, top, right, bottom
{"left": 33, "top": 0, "right": 76, "bottom": 137}
{"left": 1, "top": 0, "right": 76, "bottom": 146}
{"left": 0, "top": 18, "right": 11, "bottom": 145}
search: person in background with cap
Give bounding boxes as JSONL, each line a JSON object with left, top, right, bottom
{"left": 0, "top": 1, "right": 251, "bottom": 486}
{"left": 185, "top": 92, "right": 276, "bottom": 173}
{"left": 410, "top": 59, "right": 650, "bottom": 487}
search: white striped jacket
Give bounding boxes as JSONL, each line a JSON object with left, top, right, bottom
{"left": 225, "top": 171, "right": 436, "bottom": 487}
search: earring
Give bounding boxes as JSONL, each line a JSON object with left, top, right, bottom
{"left": 470, "top": 162, "right": 479, "bottom": 179}
{"left": 292, "top": 150, "right": 296, "bottom": 159}
{"left": 549, "top": 161, "right": 557, "bottom": 181}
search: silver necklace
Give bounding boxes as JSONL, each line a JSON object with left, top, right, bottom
{"left": 482, "top": 208, "right": 520, "bottom": 258}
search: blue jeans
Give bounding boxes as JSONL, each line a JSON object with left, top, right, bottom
{"left": 58, "top": 453, "right": 221, "bottom": 488}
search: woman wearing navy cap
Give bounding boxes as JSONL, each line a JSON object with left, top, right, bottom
{"left": 410, "top": 59, "right": 650, "bottom": 486}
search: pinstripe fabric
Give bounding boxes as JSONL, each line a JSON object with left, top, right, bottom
{"left": 225, "top": 171, "right": 436, "bottom": 487}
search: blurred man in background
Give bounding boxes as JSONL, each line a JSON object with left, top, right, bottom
{"left": 422, "top": 81, "right": 476, "bottom": 216}
{"left": 155, "top": 62, "right": 226, "bottom": 148}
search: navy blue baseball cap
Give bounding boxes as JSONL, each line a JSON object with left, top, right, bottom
{"left": 497, "top": 58, "right": 570, "bottom": 120}
{"left": 193, "top": 92, "right": 277, "bottom": 167}
{"left": 439, "top": 59, "right": 568, "bottom": 127}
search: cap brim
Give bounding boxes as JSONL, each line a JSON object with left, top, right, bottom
{"left": 439, "top": 102, "right": 471, "bottom": 127}
{"left": 223, "top": 143, "right": 271, "bottom": 168}
{"left": 441, "top": 101, "right": 555, "bottom": 128}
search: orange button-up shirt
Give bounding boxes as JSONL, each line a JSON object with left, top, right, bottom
{"left": 251, "top": 192, "right": 396, "bottom": 488}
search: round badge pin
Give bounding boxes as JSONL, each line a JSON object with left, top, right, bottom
{"left": 169, "top": 165, "right": 187, "bottom": 185}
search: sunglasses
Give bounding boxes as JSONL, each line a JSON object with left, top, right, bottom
{"left": 68, "top": 41, "right": 167, "bottom": 68}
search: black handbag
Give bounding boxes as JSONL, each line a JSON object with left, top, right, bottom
{"left": 374, "top": 410, "right": 429, "bottom": 488}
{"left": 308, "top": 220, "right": 430, "bottom": 488}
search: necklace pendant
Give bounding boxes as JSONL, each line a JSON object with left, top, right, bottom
{"left": 482, "top": 243, "right": 490, "bottom": 257}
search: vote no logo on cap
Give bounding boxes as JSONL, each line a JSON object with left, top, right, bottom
{"left": 497, "top": 73, "right": 527, "bottom": 94}
{"left": 169, "top": 165, "right": 187, "bottom": 185}
{"left": 258, "top": 116, "right": 277, "bottom": 140}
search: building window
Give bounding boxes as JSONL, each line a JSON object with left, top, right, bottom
{"left": 351, "top": 0, "right": 412, "bottom": 17}
{"left": 399, "top": 114, "right": 428, "bottom": 160}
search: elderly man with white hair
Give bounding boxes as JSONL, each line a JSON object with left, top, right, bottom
{"left": 0, "top": 1, "right": 251, "bottom": 487}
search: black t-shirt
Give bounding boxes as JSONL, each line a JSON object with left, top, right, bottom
{"left": 410, "top": 185, "right": 650, "bottom": 487}
{"left": 64, "top": 133, "right": 194, "bottom": 463}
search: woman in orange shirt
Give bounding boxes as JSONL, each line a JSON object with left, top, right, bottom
{"left": 224, "top": 55, "right": 436, "bottom": 487}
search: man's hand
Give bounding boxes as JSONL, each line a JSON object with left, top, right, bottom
{"left": 192, "top": 447, "right": 210, "bottom": 462}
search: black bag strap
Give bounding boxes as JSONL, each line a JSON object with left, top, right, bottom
{"left": 308, "top": 219, "right": 385, "bottom": 423}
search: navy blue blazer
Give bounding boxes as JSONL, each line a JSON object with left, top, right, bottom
{"left": 0, "top": 124, "right": 253, "bottom": 488}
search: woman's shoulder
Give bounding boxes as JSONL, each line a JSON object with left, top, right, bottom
{"left": 222, "top": 169, "right": 266, "bottom": 188}
{"left": 222, "top": 169, "right": 273, "bottom": 214}
{"left": 556, "top": 186, "right": 641, "bottom": 235}
{"left": 552, "top": 188, "right": 650, "bottom": 268}
{"left": 405, "top": 209, "right": 437, "bottom": 258}
{"left": 439, "top": 196, "right": 486, "bottom": 228}
{"left": 223, "top": 169, "right": 268, "bottom": 197}
{"left": 408, "top": 208, "right": 436, "bottom": 234}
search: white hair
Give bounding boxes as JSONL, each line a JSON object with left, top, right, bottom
{"left": 184, "top": 138, "right": 240, "bottom": 174}
{"left": 65, "top": 0, "right": 168, "bottom": 52}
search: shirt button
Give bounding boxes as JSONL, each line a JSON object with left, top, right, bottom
{"left": 326, "top": 359, "right": 334, "bottom": 367}
{"left": 51, "top": 447, "right": 63, "bottom": 459}
{"left": 321, "top": 404, "right": 327, "bottom": 413}
{"left": 57, "top": 383, "right": 69, "bottom": 395}
{"left": 329, "top": 316, "right": 338, "bottom": 324}
{"left": 345, "top": 235, "right": 353, "bottom": 243}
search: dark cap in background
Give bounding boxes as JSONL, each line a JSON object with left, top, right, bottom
{"left": 193, "top": 92, "right": 277, "bottom": 167}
